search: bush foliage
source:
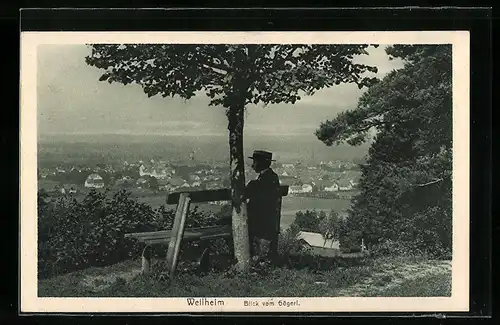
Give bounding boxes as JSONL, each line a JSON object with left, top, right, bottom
{"left": 37, "top": 188, "right": 215, "bottom": 279}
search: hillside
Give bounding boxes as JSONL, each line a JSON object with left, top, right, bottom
{"left": 39, "top": 256, "right": 451, "bottom": 298}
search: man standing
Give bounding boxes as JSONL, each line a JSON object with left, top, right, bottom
{"left": 213, "top": 150, "right": 281, "bottom": 263}
{"left": 245, "top": 150, "right": 281, "bottom": 261}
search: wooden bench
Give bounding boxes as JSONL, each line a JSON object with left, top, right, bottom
{"left": 125, "top": 185, "right": 289, "bottom": 277}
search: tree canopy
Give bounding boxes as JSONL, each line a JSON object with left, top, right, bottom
{"left": 85, "top": 44, "right": 379, "bottom": 108}
{"left": 315, "top": 45, "right": 453, "bottom": 257}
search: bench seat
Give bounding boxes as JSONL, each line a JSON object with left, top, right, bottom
{"left": 125, "top": 185, "right": 288, "bottom": 276}
{"left": 125, "top": 225, "right": 232, "bottom": 245}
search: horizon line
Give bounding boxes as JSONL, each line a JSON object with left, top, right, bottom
{"left": 38, "top": 132, "right": 323, "bottom": 137}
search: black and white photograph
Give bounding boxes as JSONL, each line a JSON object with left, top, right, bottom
{"left": 20, "top": 31, "right": 470, "bottom": 313}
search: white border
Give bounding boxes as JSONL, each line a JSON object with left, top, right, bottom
{"left": 20, "top": 31, "right": 470, "bottom": 313}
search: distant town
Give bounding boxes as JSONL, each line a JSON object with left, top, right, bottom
{"left": 38, "top": 158, "right": 362, "bottom": 199}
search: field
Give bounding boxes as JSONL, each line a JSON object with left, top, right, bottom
{"left": 134, "top": 193, "right": 353, "bottom": 228}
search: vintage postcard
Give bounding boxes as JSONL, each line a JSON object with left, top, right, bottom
{"left": 20, "top": 31, "right": 470, "bottom": 313}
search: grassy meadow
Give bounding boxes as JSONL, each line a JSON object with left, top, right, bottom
{"left": 38, "top": 256, "right": 452, "bottom": 298}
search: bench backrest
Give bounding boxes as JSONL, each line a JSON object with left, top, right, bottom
{"left": 166, "top": 185, "right": 289, "bottom": 205}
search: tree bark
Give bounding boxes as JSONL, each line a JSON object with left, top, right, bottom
{"left": 227, "top": 96, "right": 251, "bottom": 273}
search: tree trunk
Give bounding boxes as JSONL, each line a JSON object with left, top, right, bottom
{"left": 227, "top": 97, "right": 251, "bottom": 273}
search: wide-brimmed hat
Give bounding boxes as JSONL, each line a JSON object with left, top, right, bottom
{"left": 248, "top": 150, "right": 275, "bottom": 161}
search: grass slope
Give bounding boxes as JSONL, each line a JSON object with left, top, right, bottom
{"left": 39, "top": 257, "right": 451, "bottom": 298}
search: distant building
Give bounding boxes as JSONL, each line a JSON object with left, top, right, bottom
{"left": 288, "top": 184, "right": 313, "bottom": 194}
{"left": 84, "top": 173, "right": 104, "bottom": 188}
{"left": 324, "top": 183, "right": 339, "bottom": 192}
{"left": 296, "top": 231, "right": 340, "bottom": 257}
{"left": 139, "top": 164, "right": 171, "bottom": 179}
{"left": 60, "top": 185, "right": 77, "bottom": 194}
{"left": 189, "top": 174, "right": 201, "bottom": 182}
{"left": 288, "top": 185, "right": 301, "bottom": 194}
{"left": 152, "top": 169, "right": 168, "bottom": 179}
{"left": 338, "top": 180, "right": 353, "bottom": 191}
{"left": 136, "top": 177, "right": 150, "bottom": 189}
{"left": 168, "top": 177, "right": 186, "bottom": 188}
{"left": 301, "top": 184, "right": 313, "bottom": 193}
{"left": 138, "top": 164, "right": 148, "bottom": 177}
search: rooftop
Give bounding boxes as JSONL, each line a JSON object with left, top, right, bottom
{"left": 297, "top": 231, "right": 340, "bottom": 250}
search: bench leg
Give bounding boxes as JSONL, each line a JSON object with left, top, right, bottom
{"left": 142, "top": 245, "right": 152, "bottom": 275}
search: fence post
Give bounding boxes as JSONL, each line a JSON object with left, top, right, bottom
{"left": 165, "top": 192, "right": 191, "bottom": 277}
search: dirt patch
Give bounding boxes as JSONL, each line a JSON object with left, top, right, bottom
{"left": 336, "top": 259, "right": 451, "bottom": 297}
{"left": 81, "top": 269, "right": 142, "bottom": 292}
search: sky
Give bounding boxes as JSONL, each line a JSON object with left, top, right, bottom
{"left": 37, "top": 44, "right": 403, "bottom": 138}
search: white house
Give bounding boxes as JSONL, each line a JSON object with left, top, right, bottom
{"left": 139, "top": 164, "right": 148, "bottom": 177}
{"left": 289, "top": 184, "right": 313, "bottom": 194}
{"left": 84, "top": 173, "right": 104, "bottom": 188}
{"left": 338, "top": 180, "right": 353, "bottom": 191}
{"left": 189, "top": 174, "right": 201, "bottom": 182}
{"left": 301, "top": 184, "right": 313, "bottom": 193}
{"left": 324, "top": 183, "right": 339, "bottom": 192}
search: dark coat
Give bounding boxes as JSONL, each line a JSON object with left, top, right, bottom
{"left": 245, "top": 168, "right": 281, "bottom": 241}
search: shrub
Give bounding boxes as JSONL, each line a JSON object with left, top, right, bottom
{"left": 277, "top": 223, "right": 305, "bottom": 258}
{"left": 337, "top": 217, "right": 362, "bottom": 253}
{"left": 293, "top": 209, "right": 322, "bottom": 232}
{"left": 38, "top": 189, "right": 225, "bottom": 279}
{"left": 152, "top": 204, "right": 218, "bottom": 230}
{"left": 38, "top": 189, "right": 155, "bottom": 278}
{"left": 369, "top": 239, "right": 425, "bottom": 259}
